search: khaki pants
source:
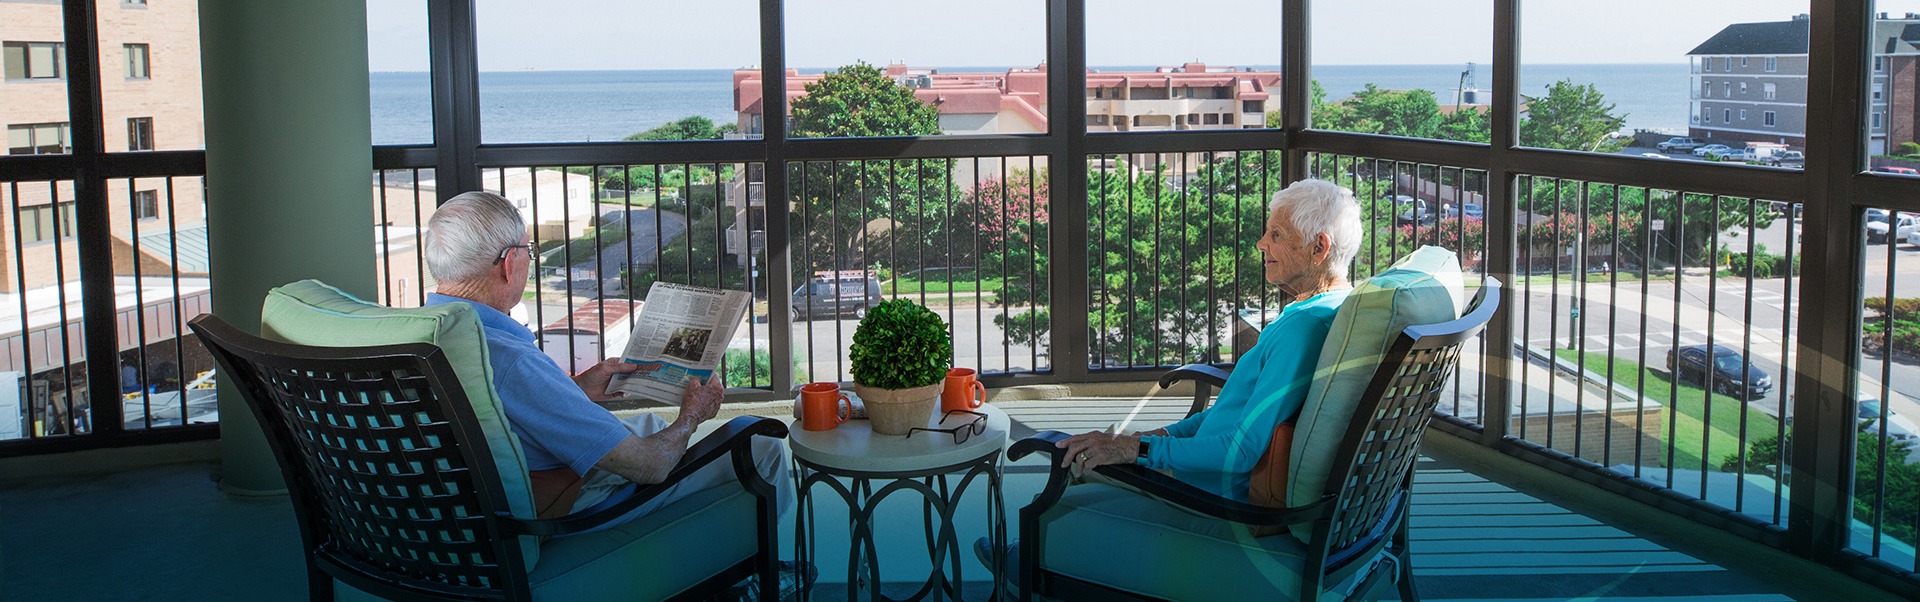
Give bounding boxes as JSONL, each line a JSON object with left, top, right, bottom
{"left": 570, "top": 414, "right": 793, "bottom": 529}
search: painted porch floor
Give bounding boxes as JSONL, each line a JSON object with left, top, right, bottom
{"left": 0, "top": 397, "right": 1815, "bottom": 601}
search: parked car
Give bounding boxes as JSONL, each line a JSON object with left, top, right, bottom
{"left": 1666, "top": 344, "right": 1772, "bottom": 400}
{"left": 790, "top": 270, "right": 882, "bottom": 321}
{"left": 1872, "top": 166, "right": 1920, "bottom": 176}
{"left": 1857, "top": 399, "right": 1920, "bottom": 444}
{"left": 1895, "top": 214, "right": 1920, "bottom": 244}
{"left": 1764, "top": 151, "right": 1805, "bottom": 168}
{"left": 1692, "top": 144, "right": 1734, "bottom": 158}
{"left": 1395, "top": 196, "right": 1431, "bottom": 224}
{"left": 1865, "top": 209, "right": 1897, "bottom": 243}
{"left": 1655, "top": 137, "right": 1705, "bottom": 152}
{"left": 1442, "top": 202, "right": 1484, "bottom": 220}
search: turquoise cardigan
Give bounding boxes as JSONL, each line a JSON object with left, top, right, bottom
{"left": 1138, "top": 287, "right": 1349, "bottom": 502}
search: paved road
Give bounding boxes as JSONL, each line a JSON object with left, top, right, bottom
{"left": 514, "top": 209, "right": 1920, "bottom": 433}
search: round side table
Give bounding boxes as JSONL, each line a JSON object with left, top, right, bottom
{"left": 789, "top": 402, "right": 1010, "bottom": 602}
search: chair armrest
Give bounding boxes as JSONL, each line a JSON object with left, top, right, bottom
{"left": 1158, "top": 363, "right": 1233, "bottom": 417}
{"left": 1088, "top": 463, "right": 1333, "bottom": 528}
{"left": 1157, "top": 363, "right": 1232, "bottom": 390}
{"left": 502, "top": 416, "right": 789, "bottom": 537}
{"left": 1012, "top": 430, "right": 1330, "bottom": 529}
{"left": 1010, "top": 431, "right": 1074, "bottom": 517}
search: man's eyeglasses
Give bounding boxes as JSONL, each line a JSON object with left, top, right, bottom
{"left": 495, "top": 244, "right": 531, "bottom": 265}
{"left": 908, "top": 409, "right": 988, "bottom": 444}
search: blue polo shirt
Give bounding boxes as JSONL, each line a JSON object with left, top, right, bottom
{"left": 1138, "top": 288, "right": 1349, "bottom": 501}
{"left": 426, "top": 294, "right": 633, "bottom": 477}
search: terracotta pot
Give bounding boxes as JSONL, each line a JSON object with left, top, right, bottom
{"left": 853, "top": 383, "right": 941, "bottom": 436}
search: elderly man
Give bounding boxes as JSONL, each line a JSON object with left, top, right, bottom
{"left": 979, "top": 178, "right": 1364, "bottom": 570}
{"left": 421, "top": 191, "right": 793, "bottom": 547}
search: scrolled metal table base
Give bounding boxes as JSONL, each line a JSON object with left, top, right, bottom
{"left": 794, "top": 451, "right": 1007, "bottom": 602}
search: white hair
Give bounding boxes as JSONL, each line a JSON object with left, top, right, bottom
{"left": 424, "top": 191, "right": 527, "bottom": 283}
{"left": 1268, "top": 179, "right": 1363, "bottom": 279}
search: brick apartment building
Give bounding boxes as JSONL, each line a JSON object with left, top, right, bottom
{"left": 2, "top": 0, "right": 209, "bottom": 294}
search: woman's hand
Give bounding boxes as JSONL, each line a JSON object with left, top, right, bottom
{"left": 1057, "top": 431, "right": 1141, "bottom": 473}
{"left": 1132, "top": 427, "right": 1169, "bottom": 437}
{"left": 575, "top": 358, "right": 642, "bottom": 402}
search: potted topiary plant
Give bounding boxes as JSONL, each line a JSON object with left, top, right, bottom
{"left": 849, "top": 298, "right": 954, "bottom": 435}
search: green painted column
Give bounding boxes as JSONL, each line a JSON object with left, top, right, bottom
{"left": 200, "top": 1, "right": 375, "bottom": 495}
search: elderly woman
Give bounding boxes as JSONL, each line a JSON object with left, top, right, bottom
{"left": 1055, "top": 177, "right": 1363, "bottom": 501}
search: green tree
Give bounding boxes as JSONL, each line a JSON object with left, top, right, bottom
{"left": 1520, "top": 80, "right": 1628, "bottom": 153}
{"left": 785, "top": 64, "right": 951, "bottom": 276}
{"left": 1317, "top": 84, "right": 1443, "bottom": 138}
{"left": 624, "top": 115, "right": 738, "bottom": 141}
{"left": 987, "top": 153, "right": 1282, "bottom": 364}
{"left": 1289, "top": 80, "right": 1488, "bottom": 143}
{"left": 790, "top": 62, "right": 942, "bottom": 138}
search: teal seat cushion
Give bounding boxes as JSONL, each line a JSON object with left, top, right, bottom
{"left": 259, "top": 279, "right": 542, "bottom": 567}
{"left": 1287, "top": 246, "right": 1462, "bottom": 540}
{"left": 1039, "top": 483, "right": 1312, "bottom": 601}
{"left": 527, "top": 485, "right": 758, "bottom": 600}
{"left": 336, "top": 485, "right": 758, "bottom": 601}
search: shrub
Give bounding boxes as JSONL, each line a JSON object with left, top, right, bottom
{"left": 848, "top": 299, "right": 952, "bottom": 389}
{"left": 1726, "top": 431, "right": 1920, "bottom": 546}
{"left": 1899, "top": 141, "right": 1920, "bottom": 157}
{"left": 1863, "top": 296, "right": 1920, "bottom": 358}
{"left": 721, "top": 348, "right": 805, "bottom": 388}
{"left": 1723, "top": 243, "right": 1799, "bottom": 278}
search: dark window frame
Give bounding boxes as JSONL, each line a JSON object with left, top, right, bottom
{"left": 127, "top": 117, "right": 153, "bottom": 151}
{"left": 2, "top": 41, "right": 67, "bottom": 80}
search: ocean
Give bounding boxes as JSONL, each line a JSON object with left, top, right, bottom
{"left": 368, "top": 64, "right": 1693, "bottom": 146}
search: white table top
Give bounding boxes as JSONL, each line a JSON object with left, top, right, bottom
{"left": 789, "top": 402, "right": 1009, "bottom": 475}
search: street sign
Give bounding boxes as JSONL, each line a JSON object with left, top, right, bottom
{"left": 1651, "top": 219, "right": 1666, "bottom": 231}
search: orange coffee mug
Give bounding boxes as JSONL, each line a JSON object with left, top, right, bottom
{"left": 941, "top": 368, "right": 986, "bottom": 413}
{"left": 799, "top": 382, "right": 852, "bottom": 431}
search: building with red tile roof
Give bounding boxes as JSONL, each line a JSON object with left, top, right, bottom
{"left": 732, "top": 62, "right": 1281, "bottom": 136}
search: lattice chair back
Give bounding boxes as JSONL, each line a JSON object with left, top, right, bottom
{"left": 1313, "top": 277, "right": 1500, "bottom": 574}
{"left": 191, "top": 314, "right": 534, "bottom": 600}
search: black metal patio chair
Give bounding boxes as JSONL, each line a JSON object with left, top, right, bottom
{"left": 1010, "top": 276, "right": 1500, "bottom": 601}
{"left": 190, "top": 314, "right": 786, "bottom": 601}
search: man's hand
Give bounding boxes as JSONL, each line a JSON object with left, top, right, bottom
{"left": 1056, "top": 431, "right": 1141, "bottom": 474}
{"left": 574, "top": 358, "right": 641, "bottom": 402}
{"left": 674, "top": 374, "right": 724, "bottom": 428}
{"left": 1133, "top": 427, "right": 1169, "bottom": 437}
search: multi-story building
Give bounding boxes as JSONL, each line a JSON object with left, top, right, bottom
{"left": 732, "top": 62, "right": 1278, "bottom": 137}
{"left": 2, "top": 0, "right": 207, "bottom": 436}
{"left": 2, "top": 0, "right": 207, "bottom": 293}
{"left": 1687, "top": 15, "right": 1812, "bottom": 151}
{"left": 725, "top": 63, "right": 1281, "bottom": 267}
{"left": 1689, "top": 13, "right": 1920, "bottom": 155}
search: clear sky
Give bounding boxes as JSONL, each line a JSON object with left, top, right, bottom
{"left": 367, "top": 1, "right": 1875, "bottom": 72}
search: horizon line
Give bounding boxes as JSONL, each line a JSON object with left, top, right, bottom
{"left": 368, "top": 61, "right": 1693, "bottom": 75}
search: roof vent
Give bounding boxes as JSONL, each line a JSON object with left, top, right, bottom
{"left": 1793, "top": 13, "right": 1810, "bottom": 21}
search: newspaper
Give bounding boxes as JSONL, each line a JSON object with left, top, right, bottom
{"left": 604, "top": 282, "right": 752, "bottom": 404}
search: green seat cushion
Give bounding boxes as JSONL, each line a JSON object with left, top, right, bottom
{"left": 335, "top": 486, "right": 758, "bottom": 601}
{"left": 1039, "top": 483, "right": 1309, "bottom": 600}
{"left": 259, "top": 279, "right": 541, "bottom": 566}
{"left": 1287, "top": 246, "right": 1462, "bottom": 540}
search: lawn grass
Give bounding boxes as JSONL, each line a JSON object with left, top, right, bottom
{"left": 1554, "top": 349, "right": 1781, "bottom": 471}
{"left": 886, "top": 274, "right": 1004, "bottom": 296}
